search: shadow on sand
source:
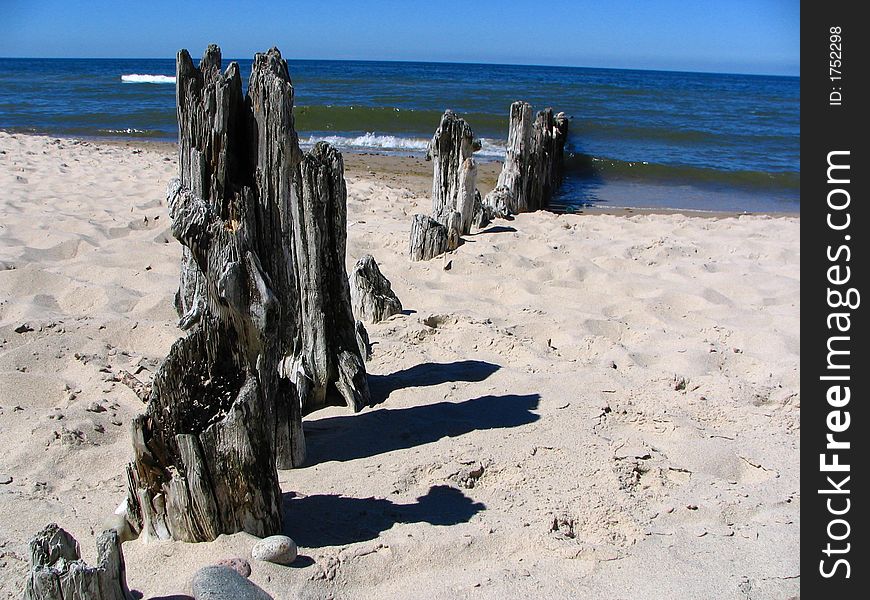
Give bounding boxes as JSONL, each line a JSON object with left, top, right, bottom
{"left": 303, "top": 392, "right": 540, "bottom": 465}
{"left": 473, "top": 225, "right": 518, "bottom": 235}
{"left": 367, "top": 359, "right": 500, "bottom": 405}
{"left": 286, "top": 362, "right": 538, "bottom": 548}
{"left": 282, "top": 484, "right": 486, "bottom": 548}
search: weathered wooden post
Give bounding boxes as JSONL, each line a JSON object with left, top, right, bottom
{"left": 484, "top": 101, "right": 569, "bottom": 215}
{"left": 24, "top": 524, "right": 131, "bottom": 600}
{"left": 124, "top": 45, "right": 369, "bottom": 543}
{"left": 410, "top": 110, "right": 479, "bottom": 261}
{"left": 292, "top": 142, "right": 370, "bottom": 416}
{"left": 429, "top": 110, "right": 478, "bottom": 233}
{"left": 493, "top": 100, "right": 533, "bottom": 213}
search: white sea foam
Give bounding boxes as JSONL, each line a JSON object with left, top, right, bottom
{"left": 121, "top": 74, "right": 176, "bottom": 84}
{"left": 302, "top": 133, "right": 429, "bottom": 152}
{"left": 477, "top": 138, "right": 507, "bottom": 159}
{"left": 100, "top": 128, "right": 149, "bottom": 135}
{"left": 300, "top": 132, "right": 506, "bottom": 158}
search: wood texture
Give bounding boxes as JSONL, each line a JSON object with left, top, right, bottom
{"left": 349, "top": 254, "right": 403, "bottom": 323}
{"left": 410, "top": 110, "right": 479, "bottom": 260}
{"left": 124, "top": 45, "right": 368, "bottom": 543}
{"left": 428, "top": 110, "right": 477, "bottom": 234}
{"left": 409, "top": 213, "right": 450, "bottom": 261}
{"left": 485, "top": 101, "right": 569, "bottom": 214}
{"left": 292, "top": 142, "right": 370, "bottom": 415}
{"left": 24, "top": 524, "right": 131, "bottom": 600}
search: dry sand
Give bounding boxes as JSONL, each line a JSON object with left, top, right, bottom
{"left": 0, "top": 131, "right": 799, "bottom": 599}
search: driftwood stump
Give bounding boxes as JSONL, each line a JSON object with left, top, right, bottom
{"left": 24, "top": 524, "right": 130, "bottom": 600}
{"left": 410, "top": 110, "right": 480, "bottom": 261}
{"left": 485, "top": 101, "right": 569, "bottom": 214}
{"left": 428, "top": 110, "right": 478, "bottom": 234}
{"left": 528, "top": 108, "right": 569, "bottom": 209}
{"left": 409, "top": 214, "right": 451, "bottom": 261}
{"left": 125, "top": 45, "right": 368, "bottom": 543}
{"left": 292, "top": 142, "right": 370, "bottom": 416}
{"left": 489, "top": 100, "right": 533, "bottom": 213}
{"left": 349, "top": 254, "right": 403, "bottom": 323}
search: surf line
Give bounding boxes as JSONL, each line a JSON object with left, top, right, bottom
{"left": 818, "top": 149, "right": 856, "bottom": 580}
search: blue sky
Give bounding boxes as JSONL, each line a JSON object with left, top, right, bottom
{"left": 1, "top": 0, "right": 799, "bottom": 75}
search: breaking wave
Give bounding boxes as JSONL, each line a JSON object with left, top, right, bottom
{"left": 300, "top": 132, "right": 506, "bottom": 158}
{"left": 120, "top": 74, "right": 176, "bottom": 84}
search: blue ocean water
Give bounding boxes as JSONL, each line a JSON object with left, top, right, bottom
{"left": 0, "top": 57, "right": 799, "bottom": 212}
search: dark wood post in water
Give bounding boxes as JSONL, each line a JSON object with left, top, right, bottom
{"left": 484, "top": 101, "right": 569, "bottom": 215}
{"left": 124, "top": 45, "right": 369, "bottom": 543}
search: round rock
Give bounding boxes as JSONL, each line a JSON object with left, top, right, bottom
{"left": 251, "top": 535, "right": 297, "bottom": 565}
{"left": 192, "top": 565, "right": 272, "bottom": 600}
{"left": 215, "top": 557, "right": 252, "bottom": 578}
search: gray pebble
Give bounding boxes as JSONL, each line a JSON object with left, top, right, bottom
{"left": 251, "top": 535, "right": 297, "bottom": 565}
{"left": 192, "top": 565, "right": 272, "bottom": 600}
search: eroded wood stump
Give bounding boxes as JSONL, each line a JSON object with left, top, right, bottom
{"left": 125, "top": 45, "right": 368, "bottom": 542}
{"left": 125, "top": 326, "right": 283, "bottom": 542}
{"left": 409, "top": 213, "right": 450, "bottom": 261}
{"left": 24, "top": 524, "right": 130, "bottom": 600}
{"left": 292, "top": 142, "right": 370, "bottom": 415}
{"left": 349, "top": 254, "right": 403, "bottom": 323}
{"left": 484, "top": 101, "right": 569, "bottom": 214}
{"left": 410, "top": 110, "right": 480, "bottom": 260}
{"left": 428, "top": 110, "right": 478, "bottom": 234}
{"left": 488, "top": 100, "right": 533, "bottom": 213}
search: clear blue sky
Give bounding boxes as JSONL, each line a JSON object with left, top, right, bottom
{"left": 1, "top": 0, "right": 799, "bottom": 75}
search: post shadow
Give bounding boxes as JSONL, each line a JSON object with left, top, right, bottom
{"left": 367, "top": 359, "right": 501, "bottom": 405}
{"left": 302, "top": 392, "right": 540, "bottom": 465}
{"left": 282, "top": 484, "right": 486, "bottom": 548}
{"left": 472, "top": 225, "right": 518, "bottom": 235}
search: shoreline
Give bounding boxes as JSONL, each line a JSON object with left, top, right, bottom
{"left": 1, "top": 130, "right": 799, "bottom": 218}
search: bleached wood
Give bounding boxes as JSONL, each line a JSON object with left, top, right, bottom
{"left": 24, "top": 524, "right": 131, "bottom": 600}
{"left": 124, "top": 45, "right": 368, "bottom": 543}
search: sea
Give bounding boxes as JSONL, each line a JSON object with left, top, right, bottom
{"left": 0, "top": 57, "right": 799, "bottom": 213}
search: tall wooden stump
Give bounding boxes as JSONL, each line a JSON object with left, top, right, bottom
{"left": 484, "top": 101, "right": 569, "bottom": 214}
{"left": 493, "top": 100, "right": 533, "bottom": 213}
{"left": 410, "top": 110, "right": 479, "bottom": 261}
{"left": 527, "top": 108, "right": 569, "bottom": 211}
{"left": 429, "top": 110, "right": 478, "bottom": 234}
{"left": 292, "top": 142, "right": 370, "bottom": 415}
{"left": 125, "top": 45, "right": 368, "bottom": 542}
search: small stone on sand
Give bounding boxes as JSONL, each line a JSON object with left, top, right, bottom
{"left": 251, "top": 535, "right": 297, "bottom": 565}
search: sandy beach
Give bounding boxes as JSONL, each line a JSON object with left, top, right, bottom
{"left": 0, "top": 131, "right": 799, "bottom": 599}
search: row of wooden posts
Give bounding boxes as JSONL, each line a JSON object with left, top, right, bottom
{"left": 409, "top": 103, "right": 569, "bottom": 261}
{"left": 24, "top": 45, "right": 567, "bottom": 599}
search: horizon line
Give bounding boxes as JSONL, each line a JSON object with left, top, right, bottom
{"left": 0, "top": 55, "right": 800, "bottom": 79}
